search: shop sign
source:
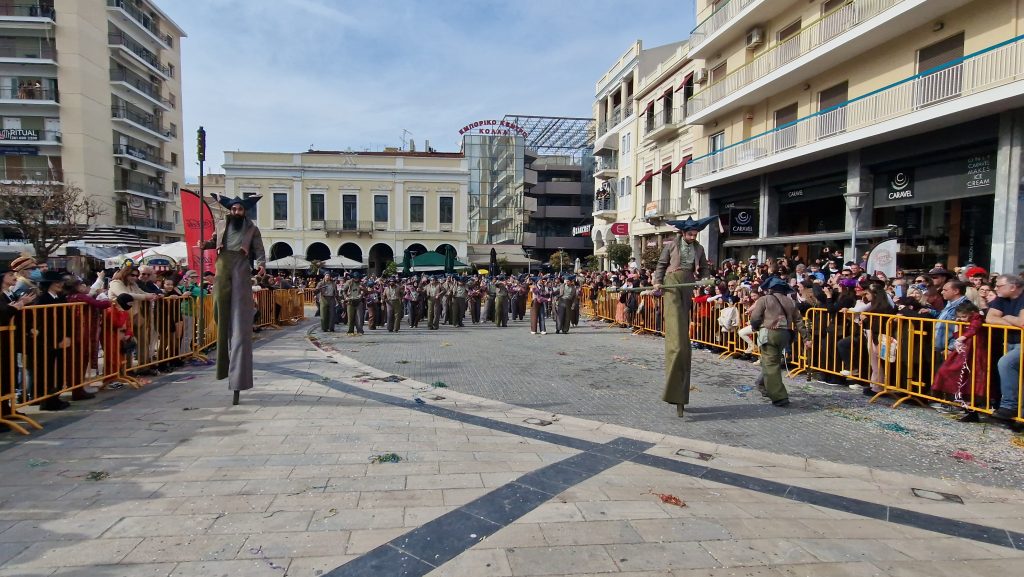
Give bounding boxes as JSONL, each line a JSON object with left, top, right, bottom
{"left": 458, "top": 119, "right": 529, "bottom": 138}
{"left": 966, "top": 154, "right": 993, "bottom": 191}
{"left": 610, "top": 222, "right": 629, "bottom": 236}
{"left": 778, "top": 181, "right": 846, "bottom": 205}
{"left": 874, "top": 152, "right": 996, "bottom": 207}
{"left": 644, "top": 201, "right": 660, "bottom": 219}
{"left": 0, "top": 128, "right": 38, "bottom": 141}
{"left": 887, "top": 170, "right": 914, "bottom": 201}
{"left": 0, "top": 145, "right": 38, "bottom": 156}
{"left": 572, "top": 224, "right": 592, "bottom": 237}
{"left": 729, "top": 209, "right": 757, "bottom": 236}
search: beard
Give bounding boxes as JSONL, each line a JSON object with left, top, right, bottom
{"left": 228, "top": 214, "right": 245, "bottom": 230}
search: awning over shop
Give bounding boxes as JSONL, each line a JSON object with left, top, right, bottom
{"left": 636, "top": 170, "right": 654, "bottom": 186}
{"left": 642, "top": 100, "right": 655, "bottom": 114}
{"left": 671, "top": 155, "right": 692, "bottom": 174}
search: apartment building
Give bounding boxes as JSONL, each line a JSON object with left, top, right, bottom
{"left": 683, "top": 0, "right": 1024, "bottom": 272}
{"left": 0, "top": 0, "right": 187, "bottom": 247}
{"left": 221, "top": 150, "right": 470, "bottom": 275}
{"left": 591, "top": 40, "right": 700, "bottom": 270}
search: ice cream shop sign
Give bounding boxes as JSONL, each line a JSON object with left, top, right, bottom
{"left": 459, "top": 120, "right": 529, "bottom": 138}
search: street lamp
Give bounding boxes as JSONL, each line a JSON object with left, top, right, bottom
{"left": 557, "top": 246, "right": 564, "bottom": 276}
{"left": 843, "top": 190, "right": 869, "bottom": 262}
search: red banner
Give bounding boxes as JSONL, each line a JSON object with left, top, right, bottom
{"left": 180, "top": 188, "right": 217, "bottom": 273}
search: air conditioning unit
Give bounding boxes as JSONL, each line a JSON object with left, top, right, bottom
{"left": 692, "top": 68, "right": 708, "bottom": 84}
{"left": 746, "top": 27, "right": 765, "bottom": 50}
{"left": 129, "top": 161, "right": 138, "bottom": 170}
{"left": 156, "top": 175, "right": 164, "bottom": 184}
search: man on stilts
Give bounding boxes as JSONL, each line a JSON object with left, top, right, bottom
{"left": 653, "top": 215, "right": 716, "bottom": 418}
{"left": 202, "top": 194, "right": 266, "bottom": 405}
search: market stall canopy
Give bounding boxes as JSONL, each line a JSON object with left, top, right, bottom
{"left": 265, "top": 255, "right": 311, "bottom": 270}
{"left": 410, "top": 251, "right": 468, "bottom": 272}
{"left": 103, "top": 241, "right": 188, "bottom": 268}
{"left": 467, "top": 245, "right": 540, "bottom": 267}
{"left": 321, "top": 255, "right": 364, "bottom": 269}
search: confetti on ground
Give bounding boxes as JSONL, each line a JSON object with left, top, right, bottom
{"left": 414, "top": 397, "right": 426, "bottom": 405}
{"left": 248, "top": 546, "right": 286, "bottom": 572}
{"left": 1013, "top": 435, "right": 1024, "bottom": 449}
{"left": 323, "top": 508, "right": 338, "bottom": 519}
{"left": 951, "top": 450, "right": 989, "bottom": 468}
{"left": 173, "top": 376, "right": 196, "bottom": 382}
{"left": 689, "top": 386, "right": 699, "bottom": 391}
{"left": 27, "top": 458, "right": 50, "bottom": 468}
{"left": 85, "top": 471, "right": 109, "bottom": 481}
{"left": 440, "top": 342, "right": 452, "bottom": 347}
{"left": 826, "top": 407, "right": 873, "bottom": 422}
{"left": 880, "top": 422, "right": 912, "bottom": 435}
{"left": 431, "top": 381, "right": 448, "bottom": 388}
{"left": 557, "top": 351, "right": 568, "bottom": 356}
{"left": 396, "top": 360, "right": 410, "bottom": 364}
{"left": 182, "top": 407, "right": 199, "bottom": 411}
{"left": 380, "top": 375, "right": 405, "bottom": 383}
{"left": 370, "top": 453, "right": 403, "bottom": 464}
{"left": 649, "top": 490, "right": 686, "bottom": 507}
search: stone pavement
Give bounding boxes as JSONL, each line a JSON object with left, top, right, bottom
{"left": 0, "top": 320, "right": 1020, "bottom": 576}
{"left": 315, "top": 315, "right": 1024, "bottom": 490}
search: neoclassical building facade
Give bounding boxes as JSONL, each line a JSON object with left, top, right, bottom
{"left": 221, "top": 150, "right": 469, "bottom": 274}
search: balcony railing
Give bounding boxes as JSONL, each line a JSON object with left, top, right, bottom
{"left": 109, "top": 68, "right": 169, "bottom": 107}
{"left": 107, "top": 0, "right": 172, "bottom": 47}
{"left": 0, "top": 38, "right": 55, "bottom": 60}
{"left": 688, "top": 35, "right": 1024, "bottom": 181}
{"left": 595, "top": 156, "right": 619, "bottom": 171}
{"left": 108, "top": 32, "right": 171, "bottom": 77}
{"left": 112, "top": 105, "right": 169, "bottom": 136}
{"left": 688, "top": 0, "right": 903, "bottom": 119}
{"left": 0, "top": 85, "right": 57, "bottom": 102}
{"left": 117, "top": 215, "right": 174, "bottom": 231}
{"left": 690, "top": 0, "right": 759, "bottom": 48}
{"left": 593, "top": 196, "right": 616, "bottom": 213}
{"left": 597, "top": 120, "right": 607, "bottom": 136}
{"left": 0, "top": 165, "right": 62, "bottom": 182}
{"left": 644, "top": 107, "right": 678, "bottom": 137}
{"left": 0, "top": 128, "right": 60, "bottom": 142}
{"left": 324, "top": 220, "right": 372, "bottom": 233}
{"left": 642, "top": 197, "right": 689, "bottom": 219}
{"left": 116, "top": 178, "right": 166, "bottom": 198}
{"left": 113, "top": 143, "right": 169, "bottom": 170}
{"left": 0, "top": 4, "right": 56, "bottom": 19}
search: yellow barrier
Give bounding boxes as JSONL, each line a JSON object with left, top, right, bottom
{"left": 302, "top": 288, "right": 317, "bottom": 305}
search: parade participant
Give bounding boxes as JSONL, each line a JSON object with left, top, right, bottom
{"left": 405, "top": 280, "right": 421, "bottom": 328}
{"left": 452, "top": 277, "right": 468, "bottom": 327}
{"left": 530, "top": 277, "right": 550, "bottom": 335}
{"left": 509, "top": 279, "right": 521, "bottom": 323}
{"left": 343, "top": 274, "right": 365, "bottom": 335}
{"left": 653, "top": 215, "right": 716, "bottom": 417}
{"left": 200, "top": 193, "right": 266, "bottom": 405}
{"left": 555, "top": 275, "right": 577, "bottom": 334}
{"left": 516, "top": 276, "right": 529, "bottom": 321}
{"left": 365, "top": 279, "right": 380, "bottom": 330}
{"left": 385, "top": 278, "right": 403, "bottom": 332}
{"left": 316, "top": 273, "right": 338, "bottom": 332}
{"left": 424, "top": 276, "right": 443, "bottom": 330}
{"left": 748, "top": 277, "right": 812, "bottom": 407}
{"left": 493, "top": 276, "right": 509, "bottom": 327}
{"left": 468, "top": 279, "right": 482, "bottom": 324}
{"left": 569, "top": 277, "right": 581, "bottom": 327}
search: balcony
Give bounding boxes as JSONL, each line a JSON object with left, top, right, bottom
{"left": 0, "top": 84, "right": 57, "bottom": 103}
{"left": 689, "top": 0, "right": 782, "bottom": 60}
{"left": 113, "top": 142, "right": 170, "bottom": 172}
{"left": 324, "top": 220, "right": 372, "bottom": 234}
{"left": 0, "top": 4, "right": 56, "bottom": 26}
{"left": 643, "top": 107, "right": 680, "bottom": 142}
{"left": 0, "top": 127, "right": 58, "bottom": 144}
{"left": 115, "top": 177, "right": 168, "bottom": 201}
{"left": 523, "top": 168, "right": 537, "bottom": 186}
{"left": 641, "top": 197, "right": 690, "bottom": 221}
{"left": 0, "top": 163, "right": 61, "bottom": 183}
{"left": 594, "top": 156, "right": 619, "bottom": 180}
{"left": 686, "top": 35, "right": 1024, "bottom": 187}
{"left": 106, "top": 0, "right": 172, "bottom": 49}
{"left": 0, "top": 37, "right": 55, "bottom": 63}
{"left": 108, "top": 32, "right": 171, "bottom": 79}
{"left": 686, "top": 0, "right": 971, "bottom": 124}
{"left": 110, "top": 68, "right": 170, "bottom": 111}
{"left": 534, "top": 205, "right": 585, "bottom": 219}
{"left": 117, "top": 214, "right": 174, "bottom": 231}
{"left": 592, "top": 195, "right": 617, "bottom": 221}
{"left": 112, "top": 105, "right": 171, "bottom": 141}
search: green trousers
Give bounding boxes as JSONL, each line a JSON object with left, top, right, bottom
{"left": 661, "top": 270, "right": 693, "bottom": 406}
{"left": 758, "top": 329, "right": 791, "bottom": 402}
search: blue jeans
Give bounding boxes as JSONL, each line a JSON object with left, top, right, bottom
{"left": 998, "top": 343, "right": 1022, "bottom": 410}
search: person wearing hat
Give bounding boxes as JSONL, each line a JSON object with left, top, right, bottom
{"left": 748, "top": 277, "right": 812, "bottom": 407}
{"left": 384, "top": 278, "right": 403, "bottom": 332}
{"left": 101, "top": 293, "right": 135, "bottom": 389}
{"left": 451, "top": 276, "right": 468, "bottom": 327}
{"left": 199, "top": 193, "right": 266, "bottom": 405}
{"left": 924, "top": 267, "right": 954, "bottom": 312}
{"left": 342, "top": 274, "right": 365, "bottom": 335}
{"left": 493, "top": 275, "right": 509, "bottom": 328}
{"left": 27, "top": 271, "right": 73, "bottom": 411}
{"left": 554, "top": 275, "right": 578, "bottom": 334}
{"left": 1, "top": 265, "right": 37, "bottom": 429}
{"left": 405, "top": 279, "right": 421, "bottom": 328}
{"left": 467, "top": 278, "right": 482, "bottom": 324}
{"left": 653, "top": 215, "right": 716, "bottom": 417}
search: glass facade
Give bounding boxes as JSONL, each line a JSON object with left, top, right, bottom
{"left": 464, "top": 134, "right": 525, "bottom": 245}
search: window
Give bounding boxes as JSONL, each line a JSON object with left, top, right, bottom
{"left": 439, "top": 197, "right": 453, "bottom": 224}
{"left": 310, "top": 193, "right": 325, "bottom": 221}
{"left": 710, "top": 62, "right": 727, "bottom": 84}
{"left": 774, "top": 103, "right": 798, "bottom": 151}
{"left": 244, "top": 192, "right": 259, "bottom": 218}
{"left": 172, "top": 181, "right": 178, "bottom": 195}
{"left": 917, "top": 32, "right": 965, "bottom": 105}
{"left": 272, "top": 193, "right": 287, "bottom": 220}
{"left": 818, "top": 81, "right": 848, "bottom": 137}
{"left": 373, "top": 194, "right": 388, "bottom": 222}
{"left": 342, "top": 194, "right": 357, "bottom": 227}
{"left": 776, "top": 19, "right": 801, "bottom": 66}
{"left": 170, "top": 152, "right": 177, "bottom": 167}
{"left": 410, "top": 196, "right": 424, "bottom": 223}
{"left": 619, "top": 177, "right": 625, "bottom": 197}
{"left": 173, "top": 210, "right": 180, "bottom": 224}
{"left": 625, "top": 176, "right": 631, "bottom": 196}
{"left": 168, "top": 123, "right": 177, "bottom": 137}
{"left": 709, "top": 131, "right": 726, "bottom": 172}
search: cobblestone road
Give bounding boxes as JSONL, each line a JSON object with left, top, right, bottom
{"left": 314, "top": 313, "right": 1024, "bottom": 489}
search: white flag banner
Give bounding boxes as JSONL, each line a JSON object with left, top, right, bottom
{"left": 867, "top": 239, "right": 899, "bottom": 279}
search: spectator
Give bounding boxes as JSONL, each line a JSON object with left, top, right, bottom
{"left": 933, "top": 301, "right": 989, "bottom": 418}
{"left": 64, "top": 277, "right": 110, "bottom": 399}
{"left": 987, "top": 274, "right": 1024, "bottom": 421}
{"left": 101, "top": 293, "right": 135, "bottom": 388}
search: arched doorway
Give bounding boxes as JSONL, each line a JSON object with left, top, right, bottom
{"left": 593, "top": 230, "right": 604, "bottom": 250}
{"left": 435, "top": 243, "right": 457, "bottom": 259}
{"left": 338, "top": 242, "right": 363, "bottom": 264}
{"left": 368, "top": 243, "right": 395, "bottom": 275}
{"left": 305, "top": 242, "right": 331, "bottom": 262}
{"left": 404, "top": 243, "right": 428, "bottom": 262}
{"left": 269, "top": 242, "right": 294, "bottom": 261}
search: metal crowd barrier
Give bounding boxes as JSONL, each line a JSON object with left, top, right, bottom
{"left": 578, "top": 286, "right": 1023, "bottom": 423}
{"left": 1, "top": 288, "right": 307, "bottom": 435}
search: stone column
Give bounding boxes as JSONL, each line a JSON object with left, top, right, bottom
{"left": 991, "top": 110, "right": 1024, "bottom": 274}
{"left": 844, "top": 151, "right": 872, "bottom": 264}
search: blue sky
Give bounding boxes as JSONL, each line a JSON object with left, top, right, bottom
{"left": 161, "top": 0, "right": 696, "bottom": 180}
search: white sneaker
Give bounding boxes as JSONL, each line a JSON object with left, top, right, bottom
{"left": 839, "top": 370, "right": 852, "bottom": 377}
{"left": 530, "top": 331, "right": 536, "bottom": 335}
{"left": 541, "top": 331, "right": 547, "bottom": 335}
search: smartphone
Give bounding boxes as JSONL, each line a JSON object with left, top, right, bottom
{"left": 894, "top": 285, "right": 904, "bottom": 299}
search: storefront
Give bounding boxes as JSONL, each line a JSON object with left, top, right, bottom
{"left": 714, "top": 193, "right": 759, "bottom": 263}
{"left": 871, "top": 148, "right": 995, "bottom": 271}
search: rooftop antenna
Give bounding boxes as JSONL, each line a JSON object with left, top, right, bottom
{"left": 401, "top": 129, "right": 412, "bottom": 150}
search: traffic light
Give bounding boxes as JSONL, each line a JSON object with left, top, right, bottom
{"left": 197, "top": 126, "right": 206, "bottom": 162}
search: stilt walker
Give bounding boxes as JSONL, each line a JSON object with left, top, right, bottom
{"left": 201, "top": 193, "right": 266, "bottom": 405}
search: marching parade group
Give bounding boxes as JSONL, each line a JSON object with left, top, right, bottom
{"left": 313, "top": 273, "right": 582, "bottom": 336}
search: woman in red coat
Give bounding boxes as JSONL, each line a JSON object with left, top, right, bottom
{"left": 102, "top": 294, "right": 134, "bottom": 386}
{"left": 65, "top": 278, "right": 111, "bottom": 398}
{"left": 932, "top": 302, "right": 989, "bottom": 408}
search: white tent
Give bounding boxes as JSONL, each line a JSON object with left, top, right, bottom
{"left": 104, "top": 241, "right": 188, "bottom": 268}
{"left": 321, "top": 255, "right": 364, "bottom": 269}
{"left": 265, "top": 255, "right": 311, "bottom": 270}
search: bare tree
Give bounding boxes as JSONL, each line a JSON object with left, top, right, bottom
{"left": 0, "top": 180, "right": 104, "bottom": 260}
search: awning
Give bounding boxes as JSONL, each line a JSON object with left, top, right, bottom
{"left": 635, "top": 170, "right": 654, "bottom": 186}
{"left": 642, "top": 100, "right": 654, "bottom": 114}
{"left": 652, "top": 162, "right": 672, "bottom": 176}
{"left": 594, "top": 130, "right": 619, "bottom": 153}
{"left": 671, "top": 155, "right": 692, "bottom": 174}
{"left": 676, "top": 73, "right": 693, "bottom": 92}
{"left": 656, "top": 88, "right": 672, "bottom": 99}
{"left": 467, "top": 245, "right": 539, "bottom": 267}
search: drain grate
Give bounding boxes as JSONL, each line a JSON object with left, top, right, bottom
{"left": 675, "top": 448, "right": 715, "bottom": 461}
{"left": 911, "top": 488, "right": 964, "bottom": 504}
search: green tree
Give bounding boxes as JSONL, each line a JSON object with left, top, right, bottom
{"left": 641, "top": 246, "right": 662, "bottom": 271}
{"left": 497, "top": 256, "right": 511, "bottom": 274}
{"left": 606, "top": 243, "right": 632, "bottom": 269}
{"left": 584, "top": 254, "right": 599, "bottom": 271}
{"left": 383, "top": 260, "right": 398, "bottom": 276}
{"left": 548, "top": 250, "right": 571, "bottom": 273}
{"left": 0, "top": 180, "right": 102, "bottom": 259}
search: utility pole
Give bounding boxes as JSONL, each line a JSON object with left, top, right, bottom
{"left": 196, "top": 126, "right": 206, "bottom": 346}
